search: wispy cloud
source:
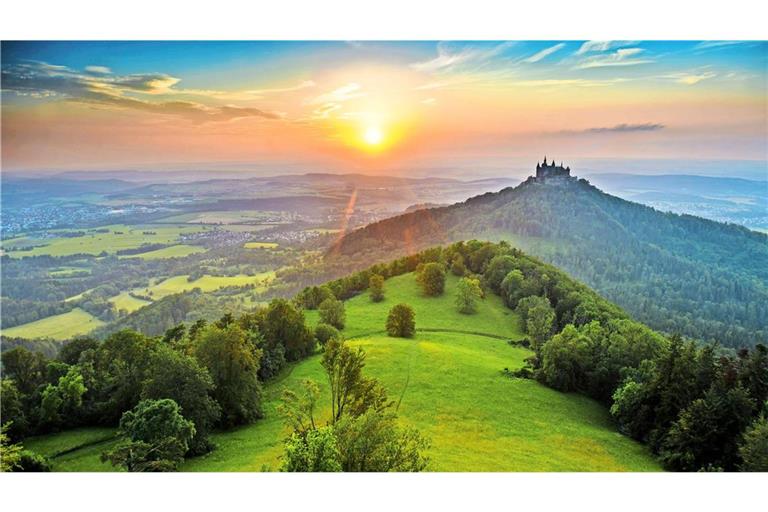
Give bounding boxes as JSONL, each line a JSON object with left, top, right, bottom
{"left": 573, "top": 48, "right": 654, "bottom": 70}
{"left": 309, "top": 83, "right": 364, "bottom": 105}
{"left": 512, "top": 78, "right": 629, "bottom": 88}
{"left": 664, "top": 71, "right": 717, "bottom": 85}
{"left": 693, "top": 41, "right": 746, "bottom": 51}
{"left": 0, "top": 61, "right": 280, "bottom": 123}
{"left": 577, "top": 123, "right": 665, "bottom": 134}
{"left": 523, "top": 43, "right": 566, "bottom": 63}
{"left": 410, "top": 42, "right": 514, "bottom": 73}
{"left": 575, "top": 41, "right": 638, "bottom": 55}
{"left": 245, "top": 80, "right": 316, "bottom": 97}
{"left": 85, "top": 65, "right": 111, "bottom": 74}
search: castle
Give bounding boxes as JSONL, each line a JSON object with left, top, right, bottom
{"left": 535, "top": 157, "right": 571, "bottom": 179}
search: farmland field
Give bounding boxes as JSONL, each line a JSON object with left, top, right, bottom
{"left": 243, "top": 242, "right": 279, "bottom": 249}
{"left": 2, "top": 224, "right": 206, "bottom": 258}
{"left": 109, "top": 291, "right": 152, "bottom": 313}
{"left": 1, "top": 308, "right": 105, "bottom": 340}
{"left": 118, "top": 244, "right": 206, "bottom": 260}
{"left": 134, "top": 271, "right": 276, "bottom": 299}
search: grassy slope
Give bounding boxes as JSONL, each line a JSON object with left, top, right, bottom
{"left": 109, "top": 291, "right": 152, "bottom": 313}
{"left": 1, "top": 308, "right": 105, "bottom": 340}
{"left": 26, "top": 272, "right": 660, "bottom": 471}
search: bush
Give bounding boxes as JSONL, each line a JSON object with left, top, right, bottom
{"left": 415, "top": 262, "right": 445, "bottom": 296}
{"left": 315, "top": 323, "right": 342, "bottom": 346}
{"left": 369, "top": 274, "right": 385, "bottom": 302}
{"left": 386, "top": 304, "right": 416, "bottom": 338}
{"left": 319, "top": 298, "right": 346, "bottom": 330}
{"left": 13, "top": 450, "right": 52, "bottom": 472}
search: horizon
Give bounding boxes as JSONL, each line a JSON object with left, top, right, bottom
{"left": 2, "top": 41, "right": 767, "bottom": 175}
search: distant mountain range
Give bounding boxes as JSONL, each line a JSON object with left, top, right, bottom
{"left": 330, "top": 169, "right": 768, "bottom": 348}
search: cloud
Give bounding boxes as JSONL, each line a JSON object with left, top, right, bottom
{"left": 85, "top": 65, "right": 111, "bottom": 74}
{"left": 523, "top": 43, "right": 566, "bottom": 63}
{"left": 664, "top": 71, "right": 717, "bottom": 85}
{"left": 245, "top": 80, "right": 316, "bottom": 96}
{"left": 579, "top": 123, "right": 665, "bottom": 134}
{"left": 410, "top": 41, "right": 514, "bottom": 73}
{"left": 1, "top": 61, "right": 280, "bottom": 123}
{"left": 421, "top": 97, "right": 436, "bottom": 106}
{"left": 693, "top": 41, "right": 746, "bottom": 51}
{"left": 573, "top": 48, "right": 654, "bottom": 69}
{"left": 575, "top": 41, "right": 638, "bottom": 55}
{"left": 309, "top": 83, "right": 364, "bottom": 105}
{"left": 512, "top": 78, "right": 628, "bottom": 87}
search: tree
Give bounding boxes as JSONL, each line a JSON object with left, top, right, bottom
{"left": 58, "top": 337, "right": 99, "bottom": 365}
{"left": 660, "top": 385, "right": 755, "bottom": 471}
{"left": 101, "top": 398, "right": 195, "bottom": 472}
{"left": 278, "top": 379, "right": 321, "bottom": 436}
{"left": 319, "top": 297, "right": 346, "bottom": 330}
{"left": 1, "top": 347, "right": 46, "bottom": 395}
{"left": 455, "top": 276, "right": 483, "bottom": 314}
{"left": 322, "top": 338, "right": 389, "bottom": 424}
{"left": 450, "top": 254, "right": 466, "bottom": 276}
{"left": 538, "top": 324, "right": 589, "bottom": 391}
{"left": 500, "top": 269, "right": 525, "bottom": 308}
{"left": 369, "top": 274, "right": 385, "bottom": 302}
{"left": 281, "top": 427, "right": 342, "bottom": 472}
{"left": 334, "top": 410, "right": 430, "bottom": 472}
{"left": 0, "top": 423, "right": 22, "bottom": 472}
{"left": 142, "top": 346, "right": 221, "bottom": 455}
{"left": 484, "top": 255, "right": 517, "bottom": 293}
{"left": 194, "top": 324, "right": 263, "bottom": 428}
{"left": 0, "top": 380, "right": 27, "bottom": 440}
{"left": 386, "top": 303, "right": 416, "bottom": 338}
{"left": 260, "top": 299, "right": 315, "bottom": 361}
{"left": 416, "top": 262, "right": 446, "bottom": 296}
{"left": 740, "top": 415, "right": 768, "bottom": 471}
{"left": 39, "top": 366, "right": 87, "bottom": 429}
{"left": 519, "top": 296, "right": 555, "bottom": 353}
{"left": 314, "top": 323, "right": 341, "bottom": 346}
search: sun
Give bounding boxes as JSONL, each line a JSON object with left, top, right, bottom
{"left": 363, "top": 126, "right": 384, "bottom": 146}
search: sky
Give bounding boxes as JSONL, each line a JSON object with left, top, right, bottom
{"left": 1, "top": 40, "right": 766, "bottom": 175}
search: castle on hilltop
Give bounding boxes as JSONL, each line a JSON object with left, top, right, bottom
{"left": 535, "top": 157, "right": 571, "bottom": 179}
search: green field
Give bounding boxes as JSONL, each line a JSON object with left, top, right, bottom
{"left": 109, "top": 291, "right": 152, "bottom": 313}
{"left": 2, "top": 308, "right": 105, "bottom": 340}
{"left": 243, "top": 242, "right": 279, "bottom": 249}
{"left": 156, "top": 210, "right": 284, "bottom": 225}
{"left": 118, "top": 244, "right": 206, "bottom": 260}
{"left": 135, "top": 271, "right": 276, "bottom": 300}
{"left": 31, "top": 272, "right": 659, "bottom": 471}
{"left": 2, "top": 224, "right": 205, "bottom": 258}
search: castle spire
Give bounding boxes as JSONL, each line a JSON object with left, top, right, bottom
{"left": 543, "top": 156, "right": 547, "bottom": 166}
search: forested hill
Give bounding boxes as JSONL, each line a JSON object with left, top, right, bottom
{"left": 330, "top": 172, "right": 768, "bottom": 348}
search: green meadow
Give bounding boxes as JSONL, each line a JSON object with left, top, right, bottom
{"left": 27, "top": 272, "right": 659, "bottom": 471}
{"left": 135, "top": 271, "right": 276, "bottom": 300}
{"left": 243, "top": 242, "right": 279, "bottom": 249}
{"left": 108, "top": 291, "right": 152, "bottom": 313}
{"left": 2, "top": 308, "right": 105, "bottom": 340}
{"left": 2, "top": 224, "right": 205, "bottom": 258}
{"left": 118, "top": 244, "right": 206, "bottom": 260}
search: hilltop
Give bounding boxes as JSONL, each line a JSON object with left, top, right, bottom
{"left": 330, "top": 161, "right": 768, "bottom": 348}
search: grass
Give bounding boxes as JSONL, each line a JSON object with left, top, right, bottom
{"left": 2, "top": 224, "right": 205, "bottom": 258}
{"left": 304, "top": 273, "right": 522, "bottom": 339}
{"left": 1, "top": 308, "right": 105, "bottom": 340}
{"left": 24, "top": 427, "right": 119, "bottom": 472}
{"left": 156, "top": 210, "right": 283, "bottom": 225}
{"left": 243, "top": 242, "right": 279, "bottom": 249}
{"left": 109, "top": 291, "right": 152, "bottom": 313}
{"left": 37, "top": 271, "right": 659, "bottom": 471}
{"left": 118, "top": 244, "right": 206, "bottom": 260}
{"left": 135, "top": 271, "right": 276, "bottom": 300}
{"left": 48, "top": 266, "right": 91, "bottom": 277}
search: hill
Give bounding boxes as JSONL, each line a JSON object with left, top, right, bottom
{"left": 330, "top": 165, "right": 768, "bottom": 348}
{"left": 24, "top": 272, "right": 659, "bottom": 472}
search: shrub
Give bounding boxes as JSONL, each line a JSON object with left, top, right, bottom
{"left": 386, "top": 304, "right": 416, "bottom": 338}
{"left": 319, "top": 298, "right": 346, "bottom": 330}
{"left": 415, "top": 262, "right": 445, "bottom": 296}
{"left": 315, "top": 323, "right": 342, "bottom": 346}
{"left": 369, "top": 274, "right": 385, "bottom": 302}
